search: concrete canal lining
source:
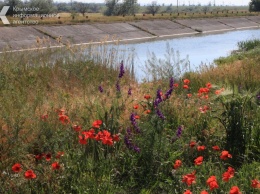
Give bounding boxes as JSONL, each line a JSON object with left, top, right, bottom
{"left": 0, "top": 16, "right": 260, "bottom": 52}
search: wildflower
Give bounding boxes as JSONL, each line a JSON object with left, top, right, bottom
{"left": 206, "top": 176, "right": 219, "bottom": 190}
{"left": 200, "top": 191, "right": 209, "bottom": 194}
{"left": 197, "top": 145, "right": 206, "bottom": 151}
{"left": 156, "top": 108, "right": 165, "bottom": 120}
{"left": 182, "top": 171, "right": 196, "bottom": 186}
{"left": 40, "top": 114, "right": 48, "bottom": 121}
{"left": 55, "top": 151, "right": 64, "bottom": 159}
{"left": 212, "top": 145, "right": 220, "bottom": 151}
{"left": 190, "top": 141, "right": 196, "bottom": 148}
{"left": 206, "top": 82, "right": 212, "bottom": 88}
{"left": 183, "top": 79, "right": 190, "bottom": 85}
{"left": 187, "top": 93, "right": 192, "bottom": 98}
{"left": 82, "top": 129, "right": 95, "bottom": 139}
{"left": 24, "top": 170, "right": 36, "bottom": 179}
{"left": 145, "top": 109, "right": 151, "bottom": 114}
{"left": 130, "top": 113, "right": 141, "bottom": 133}
{"left": 118, "top": 60, "right": 125, "bottom": 78}
{"left": 133, "top": 104, "right": 139, "bottom": 109}
{"left": 184, "top": 190, "right": 192, "bottom": 194}
{"left": 173, "top": 83, "right": 179, "bottom": 88}
{"left": 198, "top": 87, "right": 210, "bottom": 94}
{"left": 169, "top": 77, "right": 174, "bottom": 88}
{"left": 92, "top": 120, "right": 102, "bottom": 128}
{"left": 215, "top": 90, "right": 222, "bottom": 95}
{"left": 229, "top": 186, "right": 241, "bottom": 194}
{"left": 173, "top": 160, "right": 182, "bottom": 169}
{"left": 72, "top": 125, "right": 82, "bottom": 132}
{"left": 79, "top": 135, "right": 87, "bottom": 145}
{"left": 116, "top": 80, "right": 120, "bottom": 92}
{"left": 59, "top": 114, "right": 70, "bottom": 124}
{"left": 35, "top": 153, "right": 45, "bottom": 160}
{"left": 45, "top": 153, "right": 52, "bottom": 161}
{"left": 112, "top": 134, "right": 120, "bottom": 142}
{"left": 98, "top": 85, "right": 103, "bottom": 93}
{"left": 220, "top": 150, "right": 232, "bottom": 160}
{"left": 124, "top": 128, "right": 140, "bottom": 153}
{"left": 164, "top": 88, "right": 173, "bottom": 99}
{"left": 222, "top": 167, "right": 235, "bottom": 182}
{"left": 183, "top": 85, "right": 189, "bottom": 89}
{"left": 12, "top": 163, "right": 22, "bottom": 173}
{"left": 251, "top": 179, "right": 260, "bottom": 188}
{"left": 135, "top": 115, "right": 140, "bottom": 119}
{"left": 144, "top": 94, "right": 151, "bottom": 100}
{"left": 128, "top": 87, "right": 132, "bottom": 95}
{"left": 199, "top": 105, "right": 210, "bottom": 113}
{"left": 194, "top": 156, "right": 203, "bottom": 166}
{"left": 176, "top": 126, "right": 183, "bottom": 138}
{"left": 51, "top": 162, "right": 60, "bottom": 170}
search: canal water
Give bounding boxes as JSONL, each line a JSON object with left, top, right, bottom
{"left": 115, "top": 28, "right": 260, "bottom": 81}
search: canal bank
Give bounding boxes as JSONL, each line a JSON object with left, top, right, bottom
{"left": 0, "top": 16, "right": 260, "bottom": 52}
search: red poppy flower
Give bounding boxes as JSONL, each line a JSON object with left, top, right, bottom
{"left": 187, "top": 93, "right": 192, "bottom": 98}
{"left": 55, "top": 151, "right": 64, "bottom": 159}
{"left": 220, "top": 150, "right": 232, "bottom": 160}
{"left": 144, "top": 94, "right": 151, "bottom": 100}
{"left": 40, "top": 114, "right": 48, "bottom": 121}
{"left": 173, "top": 83, "right": 179, "bottom": 88}
{"left": 35, "top": 153, "right": 45, "bottom": 160}
{"left": 183, "top": 79, "right": 190, "bottom": 85}
{"left": 215, "top": 90, "right": 222, "bottom": 95}
{"left": 197, "top": 145, "right": 206, "bottom": 151}
{"left": 173, "top": 160, "right": 182, "bottom": 169}
{"left": 59, "top": 114, "right": 70, "bottom": 124}
{"left": 206, "top": 82, "right": 212, "bottom": 89}
{"left": 212, "top": 145, "right": 220, "bottom": 151}
{"left": 112, "top": 134, "right": 120, "bottom": 142}
{"left": 200, "top": 191, "right": 209, "bottom": 194}
{"left": 206, "top": 176, "right": 219, "bottom": 190}
{"left": 12, "top": 163, "right": 22, "bottom": 173}
{"left": 182, "top": 171, "right": 196, "bottom": 186}
{"left": 198, "top": 87, "right": 210, "bottom": 94}
{"left": 45, "top": 153, "right": 52, "bottom": 161}
{"left": 222, "top": 167, "right": 235, "bottom": 182}
{"left": 199, "top": 105, "right": 210, "bottom": 113}
{"left": 145, "top": 109, "right": 151, "bottom": 114}
{"left": 24, "top": 170, "right": 36, "bottom": 179}
{"left": 194, "top": 156, "right": 203, "bottom": 166}
{"left": 133, "top": 104, "right": 139, "bottom": 109}
{"left": 190, "top": 141, "right": 196, "bottom": 148}
{"left": 183, "top": 190, "right": 192, "bottom": 194}
{"left": 79, "top": 135, "right": 87, "bottom": 145}
{"left": 72, "top": 125, "right": 82, "bottom": 132}
{"left": 251, "top": 179, "right": 260, "bottom": 188}
{"left": 51, "top": 162, "right": 61, "bottom": 170}
{"left": 229, "top": 186, "right": 241, "bottom": 194}
{"left": 92, "top": 120, "right": 102, "bottom": 128}
{"left": 183, "top": 85, "right": 189, "bottom": 89}
{"left": 135, "top": 115, "right": 140, "bottom": 119}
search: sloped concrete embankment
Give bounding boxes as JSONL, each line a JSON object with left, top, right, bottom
{"left": 0, "top": 16, "right": 260, "bottom": 52}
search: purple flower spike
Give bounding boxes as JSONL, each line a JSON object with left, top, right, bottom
{"left": 98, "top": 85, "right": 103, "bottom": 93}
{"left": 176, "top": 126, "right": 183, "bottom": 138}
{"left": 116, "top": 80, "right": 120, "bottom": 92}
{"left": 156, "top": 109, "right": 165, "bottom": 120}
{"left": 169, "top": 77, "right": 174, "bottom": 88}
{"left": 118, "top": 60, "right": 125, "bottom": 78}
{"left": 128, "top": 87, "right": 132, "bottom": 96}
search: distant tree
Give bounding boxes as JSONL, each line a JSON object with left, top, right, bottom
{"left": 120, "top": 0, "right": 138, "bottom": 15}
{"left": 28, "top": 0, "right": 55, "bottom": 13}
{"left": 56, "top": 2, "right": 70, "bottom": 12}
{"left": 75, "top": 2, "right": 89, "bottom": 16}
{"left": 89, "top": 3, "right": 100, "bottom": 13}
{"left": 4, "top": 0, "right": 23, "bottom": 15}
{"left": 249, "top": 0, "right": 260, "bottom": 11}
{"left": 165, "top": 5, "right": 173, "bottom": 13}
{"left": 104, "top": 0, "right": 120, "bottom": 16}
{"left": 146, "top": 1, "right": 160, "bottom": 15}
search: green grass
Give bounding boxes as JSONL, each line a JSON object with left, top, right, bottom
{"left": 0, "top": 41, "right": 259, "bottom": 193}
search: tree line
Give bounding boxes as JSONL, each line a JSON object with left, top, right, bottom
{"left": 0, "top": 0, "right": 259, "bottom": 17}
